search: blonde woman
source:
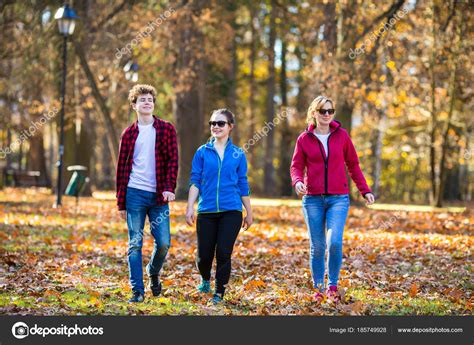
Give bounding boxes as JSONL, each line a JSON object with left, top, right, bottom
{"left": 290, "top": 96, "right": 375, "bottom": 303}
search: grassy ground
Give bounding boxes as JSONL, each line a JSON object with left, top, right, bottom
{"left": 0, "top": 188, "right": 472, "bottom": 315}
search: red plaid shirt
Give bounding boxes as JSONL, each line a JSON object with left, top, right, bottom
{"left": 116, "top": 116, "right": 179, "bottom": 210}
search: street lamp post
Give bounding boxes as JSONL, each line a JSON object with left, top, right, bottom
{"left": 123, "top": 61, "right": 139, "bottom": 123}
{"left": 54, "top": 4, "right": 78, "bottom": 207}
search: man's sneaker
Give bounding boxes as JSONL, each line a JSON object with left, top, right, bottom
{"left": 211, "top": 293, "right": 224, "bottom": 305}
{"left": 149, "top": 275, "right": 162, "bottom": 297}
{"left": 197, "top": 279, "right": 211, "bottom": 293}
{"left": 327, "top": 286, "right": 341, "bottom": 303}
{"left": 128, "top": 291, "right": 145, "bottom": 303}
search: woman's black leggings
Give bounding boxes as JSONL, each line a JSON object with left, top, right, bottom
{"left": 196, "top": 210, "right": 243, "bottom": 295}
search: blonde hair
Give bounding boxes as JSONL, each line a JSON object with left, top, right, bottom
{"left": 306, "top": 96, "right": 335, "bottom": 125}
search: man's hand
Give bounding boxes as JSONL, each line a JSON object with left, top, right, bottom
{"left": 162, "top": 191, "right": 175, "bottom": 202}
{"left": 119, "top": 210, "right": 126, "bottom": 220}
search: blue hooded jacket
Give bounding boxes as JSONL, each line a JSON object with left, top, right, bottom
{"left": 189, "top": 137, "right": 250, "bottom": 213}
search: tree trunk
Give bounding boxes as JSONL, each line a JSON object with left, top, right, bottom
{"left": 28, "top": 135, "right": 50, "bottom": 186}
{"left": 435, "top": 5, "right": 462, "bottom": 208}
{"left": 372, "top": 50, "right": 389, "bottom": 197}
{"left": 247, "top": 3, "right": 258, "bottom": 168}
{"left": 73, "top": 40, "right": 118, "bottom": 168}
{"left": 409, "top": 156, "right": 420, "bottom": 202}
{"left": 429, "top": 2, "right": 439, "bottom": 204}
{"left": 278, "top": 39, "right": 293, "bottom": 196}
{"left": 295, "top": 45, "right": 308, "bottom": 114}
{"left": 61, "top": 56, "right": 79, "bottom": 193}
{"left": 263, "top": 0, "right": 277, "bottom": 196}
{"left": 336, "top": 101, "right": 353, "bottom": 135}
{"left": 173, "top": 1, "right": 206, "bottom": 199}
{"left": 101, "top": 135, "right": 113, "bottom": 189}
{"left": 460, "top": 128, "right": 472, "bottom": 201}
{"left": 334, "top": 1, "right": 355, "bottom": 135}
{"left": 27, "top": 88, "right": 51, "bottom": 187}
{"left": 74, "top": 60, "right": 93, "bottom": 195}
{"left": 227, "top": 9, "right": 239, "bottom": 145}
{"left": 323, "top": 2, "right": 337, "bottom": 54}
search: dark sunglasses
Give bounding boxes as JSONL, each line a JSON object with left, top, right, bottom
{"left": 209, "top": 121, "right": 229, "bottom": 128}
{"left": 318, "top": 109, "right": 335, "bottom": 115}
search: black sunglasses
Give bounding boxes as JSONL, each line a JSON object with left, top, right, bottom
{"left": 209, "top": 121, "right": 229, "bottom": 128}
{"left": 318, "top": 109, "right": 335, "bottom": 115}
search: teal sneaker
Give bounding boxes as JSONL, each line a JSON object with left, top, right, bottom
{"left": 197, "top": 279, "right": 211, "bottom": 293}
{"left": 211, "top": 293, "right": 224, "bottom": 305}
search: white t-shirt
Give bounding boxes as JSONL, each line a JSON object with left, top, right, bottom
{"left": 128, "top": 123, "right": 157, "bottom": 192}
{"left": 314, "top": 132, "right": 330, "bottom": 157}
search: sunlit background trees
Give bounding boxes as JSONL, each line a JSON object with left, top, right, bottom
{"left": 0, "top": 0, "right": 472, "bottom": 207}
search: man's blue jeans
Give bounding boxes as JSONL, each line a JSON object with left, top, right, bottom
{"left": 302, "top": 194, "right": 350, "bottom": 291}
{"left": 126, "top": 187, "right": 170, "bottom": 294}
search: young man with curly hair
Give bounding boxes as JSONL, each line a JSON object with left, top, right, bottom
{"left": 116, "top": 84, "right": 178, "bottom": 303}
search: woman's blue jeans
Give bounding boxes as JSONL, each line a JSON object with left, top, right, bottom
{"left": 126, "top": 187, "right": 170, "bottom": 294}
{"left": 302, "top": 194, "right": 350, "bottom": 291}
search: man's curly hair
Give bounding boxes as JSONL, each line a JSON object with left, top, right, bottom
{"left": 128, "top": 84, "right": 157, "bottom": 105}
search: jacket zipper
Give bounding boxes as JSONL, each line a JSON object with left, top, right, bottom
{"left": 325, "top": 135, "right": 331, "bottom": 194}
{"left": 213, "top": 140, "right": 229, "bottom": 212}
{"left": 309, "top": 128, "right": 338, "bottom": 194}
{"left": 217, "top": 155, "right": 221, "bottom": 212}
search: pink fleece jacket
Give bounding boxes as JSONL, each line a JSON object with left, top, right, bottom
{"left": 290, "top": 120, "right": 372, "bottom": 196}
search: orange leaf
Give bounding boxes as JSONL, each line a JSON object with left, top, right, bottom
{"left": 245, "top": 279, "right": 266, "bottom": 291}
{"left": 409, "top": 283, "right": 418, "bottom": 298}
{"left": 44, "top": 290, "right": 61, "bottom": 298}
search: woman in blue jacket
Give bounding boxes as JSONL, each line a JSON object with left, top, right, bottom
{"left": 186, "top": 108, "right": 253, "bottom": 304}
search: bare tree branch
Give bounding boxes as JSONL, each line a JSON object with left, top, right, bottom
{"left": 89, "top": 0, "right": 130, "bottom": 33}
{"left": 441, "top": 1, "right": 457, "bottom": 32}
{"left": 72, "top": 38, "right": 118, "bottom": 167}
{"left": 352, "top": 0, "right": 405, "bottom": 46}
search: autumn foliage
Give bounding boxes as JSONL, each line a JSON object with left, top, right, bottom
{"left": 0, "top": 188, "right": 472, "bottom": 316}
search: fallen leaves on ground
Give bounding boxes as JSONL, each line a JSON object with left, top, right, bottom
{"left": 0, "top": 188, "right": 472, "bottom": 315}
